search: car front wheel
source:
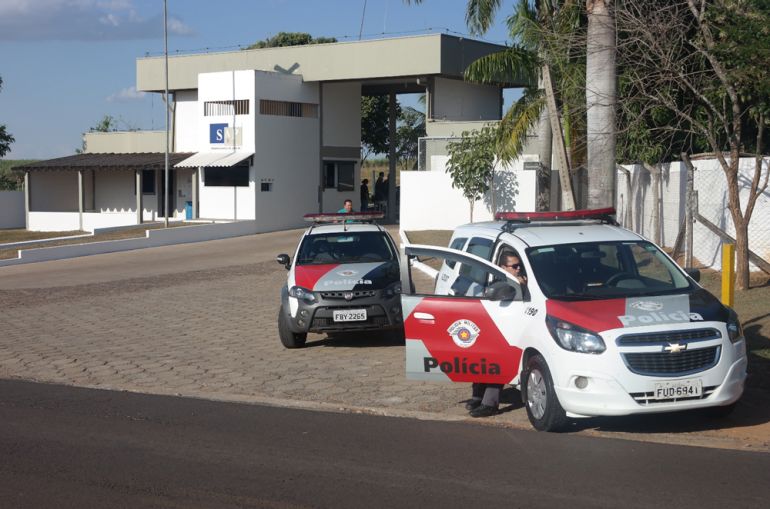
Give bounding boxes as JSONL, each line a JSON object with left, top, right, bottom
{"left": 522, "top": 353, "right": 568, "bottom": 432}
{"left": 278, "top": 306, "right": 307, "bottom": 349}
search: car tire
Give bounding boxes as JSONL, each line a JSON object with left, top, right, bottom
{"left": 278, "top": 306, "right": 307, "bottom": 349}
{"left": 522, "top": 353, "right": 569, "bottom": 432}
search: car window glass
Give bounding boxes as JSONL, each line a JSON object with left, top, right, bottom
{"left": 459, "top": 237, "right": 494, "bottom": 284}
{"left": 445, "top": 237, "right": 467, "bottom": 269}
{"left": 527, "top": 241, "right": 690, "bottom": 300}
{"left": 409, "top": 251, "right": 519, "bottom": 301}
{"left": 296, "top": 232, "right": 394, "bottom": 265}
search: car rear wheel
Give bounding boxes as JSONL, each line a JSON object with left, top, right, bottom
{"left": 278, "top": 306, "right": 307, "bottom": 349}
{"left": 522, "top": 353, "right": 568, "bottom": 432}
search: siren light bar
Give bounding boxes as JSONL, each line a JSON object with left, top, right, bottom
{"left": 494, "top": 207, "right": 616, "bottom": 222}
{"left": 303, "top": 211, "right": 385, "bottom": 223}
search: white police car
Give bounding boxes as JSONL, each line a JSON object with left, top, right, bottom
{"left": 276, "top": 212, "right": 402, "bottom": 348}
{"left": 401, "top": 208, "right": 747, "bottom": 431}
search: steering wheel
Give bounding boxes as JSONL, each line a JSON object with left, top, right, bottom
{"left": 605, "top": 272, "right": 642, "bottom": 287}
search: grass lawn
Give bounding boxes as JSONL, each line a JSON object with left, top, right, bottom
{"left": 404, "top": 229, "right": 770, "bottom": 388}
{"left": 0, "top": 229, "right": 85, "bottom": 243}
{"left": 0, "top": 222, "right": 195, "bottom": 260}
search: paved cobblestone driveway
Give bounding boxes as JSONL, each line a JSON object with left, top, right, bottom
{"left": 1, "top": 231, "right": 767, "bottom": 451}
{"left": 0, "top": 236, "right": 503, "bottom": 424}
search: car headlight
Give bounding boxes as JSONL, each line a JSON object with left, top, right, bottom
{"left": 288, "top": 286, "right": 316, "bottom": 304}
{"left": 546, "top": 315, "right": 606, "bottom": 354}
{"left": 383, "top": 282, "right": 402, "bottom": 298}
{"left": 727, "top": 309, "right": 744, "bottom": 343}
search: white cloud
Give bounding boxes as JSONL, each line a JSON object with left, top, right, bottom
{"left": 0, "top": 0, "right": 194, "bottom": 41}
{"left": 106, "top": 86, "right": 146, "bottom": 102}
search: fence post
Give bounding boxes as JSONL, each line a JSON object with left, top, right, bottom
{"left": 682, "top": 154, "right": 695, "bottom": 267}
{"left": 722, "top": 243, "right": 735, "bottom": 307}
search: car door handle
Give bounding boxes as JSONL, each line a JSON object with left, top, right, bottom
{"left": 414, "top": 312, "right": 435, "bottom": 321}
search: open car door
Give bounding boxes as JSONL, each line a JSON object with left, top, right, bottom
{"left": 401, "top": 245, "right": 526, "bottom": 384}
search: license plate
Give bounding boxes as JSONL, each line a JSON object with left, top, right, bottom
{"left": 653, "top": 379, "right": 703, "bottom": 400}
{"left": 333, "top": 309, "right": 367, "bottom": 322}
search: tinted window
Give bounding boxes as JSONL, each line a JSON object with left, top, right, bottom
{"left": 459, "top": 237, "right": 494, "bottom": 284}
{"left": 527, "top": 241, "right": 691, "bottom": 299}
{"left": 445, "top": 237, "right": 467, "bottom": 269}
{"left": 204, "top": 164, "right": 249, "bottom": 187}
{"left": 297, "top": 232, "right": 395, "bottom": 265}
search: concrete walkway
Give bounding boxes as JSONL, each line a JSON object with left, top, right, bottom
{"left": 1, "top": 228, "right": 768, "bottom": 452}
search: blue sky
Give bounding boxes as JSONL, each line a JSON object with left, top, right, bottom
{"left": 0, "top": 0, "right": 513, "bottom": 160}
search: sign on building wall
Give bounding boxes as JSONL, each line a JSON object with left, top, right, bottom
{"left": 209, "top": 123, "right": 242, "bottom": 147}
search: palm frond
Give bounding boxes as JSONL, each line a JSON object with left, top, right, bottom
{"left": 497, "top": 88, "right": 546, "bottom": 163}
{"left": 465, "top": 0, "right": 503, "bottom": 35}
{"left": 464, "top": 45, "right": 539, "bottom": 86}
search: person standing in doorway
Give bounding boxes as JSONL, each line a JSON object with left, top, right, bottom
{"left": 374, "top": 172, "right": 387, "bottom": 212}
{"left": 360, "top": 179, "right": 370, "bottom": 211}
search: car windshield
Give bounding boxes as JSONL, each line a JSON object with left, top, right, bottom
{"left": 526, "top": 241, "right": 693, "bottom": 300}
{"left": 296, "top": 232, "right": 395, "bottom": 265}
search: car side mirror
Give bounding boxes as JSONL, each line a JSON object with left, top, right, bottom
{"left": 276, "top": 254, "right": 291, "bottom": 270}
{"left": 685, "top": 267, "right": 700, "bottom": 282}
{"left": 484, "top": 281, "right": 517, "bottom": 301}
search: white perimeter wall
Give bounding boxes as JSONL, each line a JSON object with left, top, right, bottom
{"left": 253, "top": 72, "right": 320, "bottom": 229}
{"left": 616, "top": 157, "right": 770, "bottom": 271}
{"left": 321, "top": 81, "right": 361, "bottom": 211}
{"left": 0, "top": 191, "right": 25, "bottom": 228}
{"left": 432, "top": 77, "right": 501, "bottom": 122}
{"left": 400, "top": 157, "right": 538, "bottom": 231}
{"left": 174, "top": 90, "right": 199, "bottom": 153}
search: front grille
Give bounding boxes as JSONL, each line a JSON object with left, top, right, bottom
{"left": 319, "top": 290, "right": 377, "bottom": 300}
{"left": 617, "top": 328, "right": 720, "bottom": 346}
{"left": 311, "top": 315, "right": 391, "bottom": 328}
{"left": 629, "top": 385, "right": 718, "bottom": 405}
{"left": 622, "top": 346, "right": 720, "bottom": 376}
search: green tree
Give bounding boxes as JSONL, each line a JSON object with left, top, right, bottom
{"left": 446, "top": 127, "right": 497, "bottom": 222}
{"left": 361, "top": 95, "right": 401, "bottom": 162}
{"left": 616, "top": 0, "right": 770, "bottom": 289}
{"left": 77, "top": 115, "right": 117, "bottom": 154}
{"left": 396, "top": 105, "right": 426, "bottom": 171}
{"left": 0, "top": 77, "right": 14, "bottom": 158}
{"left": 245, "top": 32, "right": 336, "bottom": 50}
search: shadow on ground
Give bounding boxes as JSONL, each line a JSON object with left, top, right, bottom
{"left": 306, "top": 329, "right": 406, "bottom": 348}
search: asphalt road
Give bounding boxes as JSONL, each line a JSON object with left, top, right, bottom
{"left": 1, "top": 379, "right": 768, "bottom": 509}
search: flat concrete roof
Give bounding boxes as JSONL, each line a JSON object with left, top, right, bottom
{"left": 136, "top": 33, "right": 529, "bottom": 92}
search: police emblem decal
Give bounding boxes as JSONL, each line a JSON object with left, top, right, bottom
{"left": 338, "top": 270, "right": 358, "bottom": 277}
{"left": 447, "top": 319, "right": 481, "bottom": 348}
{"left": 629, "top": 300, "right": 664, "bottom": 311}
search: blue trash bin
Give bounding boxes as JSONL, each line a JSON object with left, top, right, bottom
{"left": 185, "top": 201, "right": 193, "bottom": 220}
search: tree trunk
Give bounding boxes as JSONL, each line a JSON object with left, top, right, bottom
{"left": 469, "top": 199, "right": 475, "bottom": 223}
{"left": 734, "top": 218, "right": 750, "bottom": 290}
{"left": 542, "top": 64, "right": 575, "bottom": 210}
{"left": 586, "top": 0, "right": 617, "bottom": 209}
{"left": 537, "top": 105, "right": 553, "bottom": 211}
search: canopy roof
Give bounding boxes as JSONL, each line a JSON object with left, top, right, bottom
{"left": 14, "top": 153, "right": 195, "bottom": 172}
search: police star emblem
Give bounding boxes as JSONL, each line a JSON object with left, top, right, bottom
{"left": 447, "top": 319, "right": 481, "bottom": 349}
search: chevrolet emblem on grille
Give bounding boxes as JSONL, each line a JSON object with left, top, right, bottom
{"left": 344, "top": 292, "right": 354, "bottom": 301}
{"left": 664, "top": 343, "right": 687, "bottom": 353}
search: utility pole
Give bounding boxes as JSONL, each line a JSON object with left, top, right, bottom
{"left": 163, "top": 0, "right": 170, "bottom": 228}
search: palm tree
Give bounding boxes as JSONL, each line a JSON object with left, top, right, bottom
{"left": 585, "top": 0, "right": 617, "bottom": 208}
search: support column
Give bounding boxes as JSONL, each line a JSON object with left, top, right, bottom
{"left": 78, "top": 170, "right": 84, "bottom": 231}
{"left": 192, "top": 167, "right": 199, "bottom": 219}
{"left": 387, "top": 91, "right": 397, "bottom": 222}
{"left": 24, "top": 171, "right": 30, "bottom": 230}
{"left": 136, "top": 169, "right": 143, "bottom": 224}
